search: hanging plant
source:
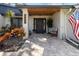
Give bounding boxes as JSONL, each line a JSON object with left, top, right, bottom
{"left": 47, "top": 18, "right": 53, "bottom": 28}
{"left": 47, "top": 18, "right": 53, "bottom": 33}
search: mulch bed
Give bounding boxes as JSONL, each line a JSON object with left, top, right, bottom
{"left": 0, "top": 37, "right": 26, "bottom": 52}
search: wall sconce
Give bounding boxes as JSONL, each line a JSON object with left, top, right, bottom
{"left": 24, "top": 14, "right": 26, "bottom": 24}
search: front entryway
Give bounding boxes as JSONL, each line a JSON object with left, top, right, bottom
{"left": 33, "top": 18, "right": 46, "bottom": 33}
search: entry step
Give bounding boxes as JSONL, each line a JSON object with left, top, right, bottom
{"left": 66, "top": 38, "right": 79, "bottom": 49}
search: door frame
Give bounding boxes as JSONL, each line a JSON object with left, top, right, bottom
{"left": 33, "top": 18, "right": 46, "bottom": 33}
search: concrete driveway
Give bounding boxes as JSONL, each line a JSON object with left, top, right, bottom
{"left": 0, "top": 33, "right": 79, "bottom": 56}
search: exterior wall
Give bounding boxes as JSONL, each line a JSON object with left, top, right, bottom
{"left": 59, "top": 9, "right": 66, "bottom": 39}
{"left": 66, "top": 5, "right": 79, "bottom": 42}
{"left": 58, "top": 9, "right": 69, "bottom": 39}
{"left": 4, "top": 17, "right": 11, "bottom": 26}
{"left": 28, "top": 16, "right": 33, "bottom": 33}
{"left": 0, "top": 14, "right": 5, "bottom": 28}
{"left": 66, "top": 9, "right": 78, "bottom": 42}
{"left": 28, "top": 15, "right": 52, "bottom": 33}
{"left": 0, "top": 14, "right": 10, "bottom": 28}
{"left": 52, "top": 12, "right": 61, "bottom": 39}
{"left": 57, "top": 9, "right": 76, "bottom": 40}
{"left": 52, "top": 9, "right": 71, "bottom": 39}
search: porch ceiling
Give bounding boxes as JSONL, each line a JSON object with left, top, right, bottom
{"left": 28, "top": 8, "right": 60, "bottom": 15}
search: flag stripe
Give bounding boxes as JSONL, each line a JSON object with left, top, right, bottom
{"left": 74, "top": 21, "right": 79, "bottom": 35}
{"left": 69, "top": 9, "right": 79, "bottom": 40}
{"left": 70, "top": 15, "right": 76, "bottom": 24}
{"left": 69, "top": 15, "right": 76, "bottom": 29}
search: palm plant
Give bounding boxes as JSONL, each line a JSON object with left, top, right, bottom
{"left": 6, "top": 10, "right": 14, "bottom": 17}
{"left": 5, "top": 10, "right": 14, "bottom": 32}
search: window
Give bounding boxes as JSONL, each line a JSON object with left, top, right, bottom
{"left": 11, "top": 18, "right": 22, "bottom": 27}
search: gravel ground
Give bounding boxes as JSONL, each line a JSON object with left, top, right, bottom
{"left": 0, "top": 37, "right": 25, "bottom": 52}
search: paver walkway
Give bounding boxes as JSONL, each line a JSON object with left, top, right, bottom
{"left": 0, "top": 33, "right": 79, "bottom": 56}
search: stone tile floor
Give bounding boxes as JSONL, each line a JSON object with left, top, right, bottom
{"left": 0, "top": 33, "right": 79, "bottom": 56}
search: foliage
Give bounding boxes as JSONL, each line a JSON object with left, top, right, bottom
{"left": 5, "top": 10, "right": 14, "bottom": 17}
{"left": 47, "top": 18, "right": 53, "bottom": 28}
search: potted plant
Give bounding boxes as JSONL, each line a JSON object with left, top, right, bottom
{"left": 47, "top": 18, "right": 53, "bottom": 33}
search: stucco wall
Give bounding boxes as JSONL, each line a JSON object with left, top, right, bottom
{"left": 52, "top": 9, "right": 71, "bottom": 39}
{"left": 0, "top": 15, "right": 11, "bottom": 27}
{"left": 0, "top": 15, "right": 5, "bottom": 28}
{"left": 66, "top": 9, "right": 78, "bottom": 42}
{"left": 4, "top": 17, "right": 11, "bottom": 26}
{"left": 52, "top": 12, "right": 61, "bottom": 38}
{"left": 0, "top": 14, "right": 11, "bottom": 28}
{"left": 59, "top": 9, "right": 70, "bottom": 39}
{"left": 59, "top": 9, "right": 66, "bottom": 39}
{"left": 57, "top": 9, "right": 77, "bottom": 40}
{"left": 28, "top": 15, "right": 52, "bottom": 33}
{"left": 66, "top": 15, "right": 75, "bottom": 39}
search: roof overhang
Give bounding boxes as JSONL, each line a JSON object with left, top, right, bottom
{"left": 17, "top": 4, "right": 74, "bottom": 9}
{"left": 17, "top": 4, "right": 74, "bottom": 15}
{"left": 0, "top": 4, "right": 22, "bottom": 16}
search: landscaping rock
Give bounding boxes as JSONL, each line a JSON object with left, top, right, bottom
{"left": 0, "top": 37, "right": 25, "bottom": 52}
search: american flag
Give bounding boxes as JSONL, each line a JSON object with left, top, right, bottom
{"left": 69, "top": 9, "right": 79, "bottom": 39}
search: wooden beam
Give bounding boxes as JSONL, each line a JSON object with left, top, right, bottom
{"left": 28, "top": 8, "right": 60, "bottom": 15}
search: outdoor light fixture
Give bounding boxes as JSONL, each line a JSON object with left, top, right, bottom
{"left": 24, "top": 14, "right": 26, "bottom": 24}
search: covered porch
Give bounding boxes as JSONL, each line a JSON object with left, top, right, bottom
{"left": 21, "top": 5, "right": 73, "bottom": 39}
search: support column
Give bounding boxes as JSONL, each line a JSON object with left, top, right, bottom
{"left": 22, "top": 9, "right": 29, "bottom": 39}
{"left": 59, "top": 9, "right": 66, "bottom": 39}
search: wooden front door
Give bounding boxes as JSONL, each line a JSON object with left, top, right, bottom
{"left": 34, "top": 18, "right": 46, "bottom": 33}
